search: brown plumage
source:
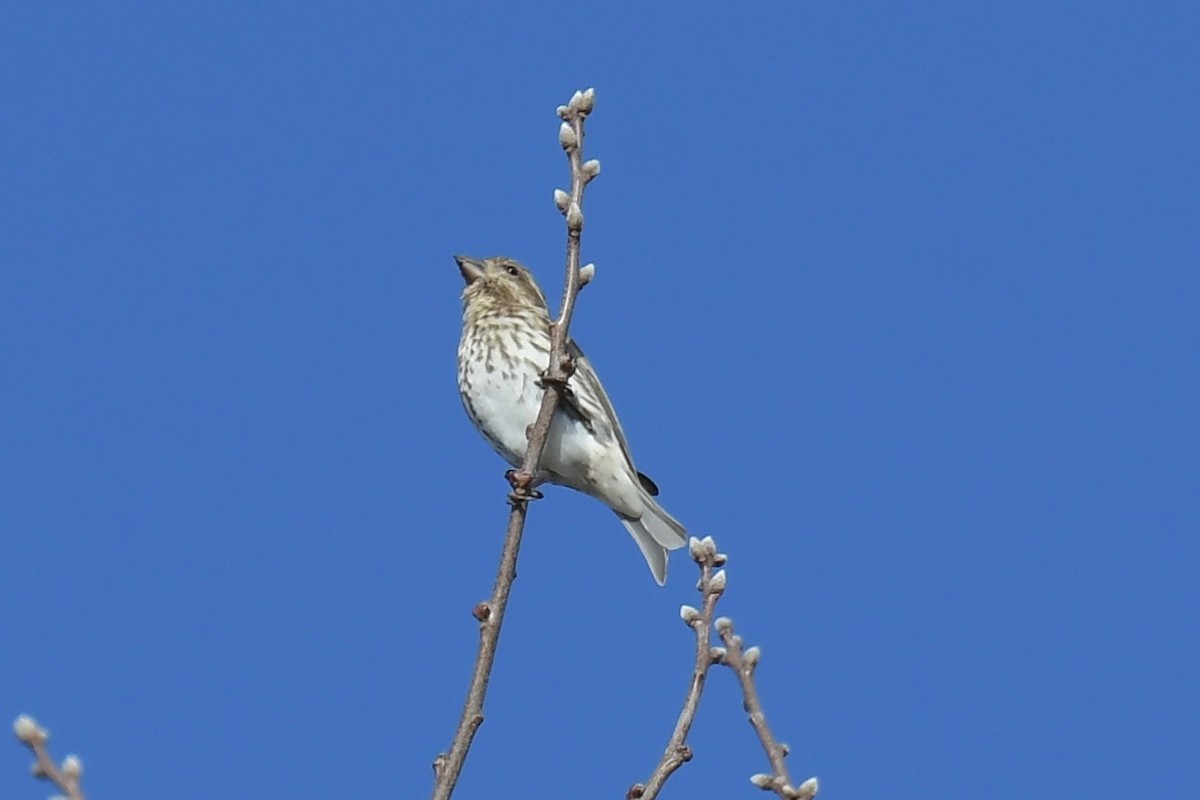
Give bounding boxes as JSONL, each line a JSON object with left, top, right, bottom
{"left": 455, "top": 255, "right": 687, "bottom": 584}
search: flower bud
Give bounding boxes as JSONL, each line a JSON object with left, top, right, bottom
{"left": 566, "top": 202, "right": 583, "bottom": 231}
{"left": 12, "top": 715, "right": 39, "bottom": 743}
{"left": 61, "top": 755, "right": 83, "bottom": 779}
{"left": 679, "top": 604, "right": 701, "bottom": 625}
{"left": 553, "top": 189, "right": 570, "bottom": 212}
{"left": 579, "top": 263, "right": 595, "bottom": 285}
{"left": 795, "top": 777, "right": 819, "bottom": 799}
{"left": 743, "top": 645, "right": 762, "bottom": 669}
{"left": 580, "top": 87, "right": 596, "bottom": 113}
{"left": 709, "top": 646, "right": 727, "bottom": 664}
{"left": 750, "top": 773, "right": 774, "bottom": 789}
{"left": 709, "top": 569, "right": 727, "bottom": 594}
{"left": 715, "top": 616, "right": 733, "bottom": 634}
{"left": 581, "top": 159, "right": 601, "bottom": 179}
{"left": 558, "top": 122, "right": 578, "bottom": 150}
{"left": 567, "top": 90, "right": 584, "bottom": 112}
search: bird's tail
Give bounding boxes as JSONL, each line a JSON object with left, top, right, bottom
{"left": 618, "top": 494, "right": 688, "bottom": 586}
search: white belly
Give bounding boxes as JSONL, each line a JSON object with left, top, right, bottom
{"left": 459, "top": 356, "right": 608, "bottom": 489}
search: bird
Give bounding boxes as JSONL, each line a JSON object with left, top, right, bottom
{"left": 455, "top": 254, "right": 687, "bottom": 584}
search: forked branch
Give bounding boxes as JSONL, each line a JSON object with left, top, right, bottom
{"left": 629, "top": 538, "right": 818, "bottom": 800}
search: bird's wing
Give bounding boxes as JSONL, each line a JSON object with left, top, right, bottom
{"left": 566, "top": 340, "right": 660, "bottom": 496}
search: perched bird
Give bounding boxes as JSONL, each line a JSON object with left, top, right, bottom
{"left": 455, "top": 255, "right": 687, "bottom": 584}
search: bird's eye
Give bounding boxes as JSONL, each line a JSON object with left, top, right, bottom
{"left": 504, "top": 265, "right": 519, "bottom": 276}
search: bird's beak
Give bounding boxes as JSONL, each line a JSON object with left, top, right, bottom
{"left": 455, "top": 255, "right": 485, "bottom": 285}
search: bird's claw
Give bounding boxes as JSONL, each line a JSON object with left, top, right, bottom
{"left": 505, "top": 469, "right": 544, "bottom": 503}
{"left": 537, "top": 356, "right": 576, "bottom": 388}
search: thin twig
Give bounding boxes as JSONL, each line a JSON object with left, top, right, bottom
{"left": 628, "top": 537, "right": 728, "bottom": 800}
{"left": 719, "top": 617, "right": 819, "bottom": 800}
{"left": 630, "top": 540, "right": 819, "bottom": 800}
{"left": 12, "top": 715, "right": 86, "bottom": 800}
{"left": 430, "top": 87, "right": 599, "bottom": 800}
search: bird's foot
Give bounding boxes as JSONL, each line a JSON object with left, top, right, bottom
{"left": 537, "top": 354, "right": 576, "bottom": 388}
{"left": 536, "top": 373, "right": 571, "bottom": 392}
{"left": 505, "top": 469, "right": 544, "bottom": 503}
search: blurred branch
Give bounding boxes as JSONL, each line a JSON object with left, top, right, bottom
{"left": 629, "top": 539, "right": 819, "bottom": 800}
{"left": 12, "top": 715, "right": 86, "bottom": 800}
{"left": 430, "top": 87, "right": 599, "bottom": 800}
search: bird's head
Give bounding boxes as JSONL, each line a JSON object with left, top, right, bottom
{"left": 455, "top": 255, "right": 550, "bottom": 316}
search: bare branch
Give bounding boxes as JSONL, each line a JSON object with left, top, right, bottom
{"left": 628, "top": 537, "right": 727, "bottom": 799}
{"left": 12, "top": 715, "right": 86, "bottom": 800}
{"left": 631, "top": 541, "right": 818, "bottom": 800}
{"left": 430, "top": 87, "right": 600, "bottom": 800}
{"left": 719, "top": 614, "right": 819, "bottom": 800}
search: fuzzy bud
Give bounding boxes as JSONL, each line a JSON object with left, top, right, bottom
{"left": 13, "top": 715, "right": 39, "bottom": 744}
{"left": 581, "top": 159, "right": 601, "bottom": 180}
{"left": 579, "top": 87, "right": 596, "bottom": 113}
{"left": 553, "top": 189, "right": 570, "bottom": 212}
{"left": 558, "top": 122, "right": 578, "bottom": 150}
{"left": 709, "top": 646, "right": 727, "bottom": 664}
{"left": 566, "top": 202, "right": 583, "bottom": 231}
{"left": 713, "top": 552, "right": 728, "bottom": 566}
{"left": 743, "top": 645, "right": 762, "bottom": 669}
{"left": 709, "top": 569, "right": 727, "bottom": 594}
{"left": 679, "top": 604, "right": 701, "bottom": 625}
{"left": 61, "top": 755, "right": 83, "bottom": 779}
{"left": 715, "top": 616, "right": 733, "bottom": 634}
{"left": 556, "top": 105, "right": 569, "bottom": 119}
{"left": 796, "top": 777, "right": 819, "bottom": 799}
{"left": 687, "top": 536, "right": 706, "bottom": 561}
{"left": 699, "top": 535, "right": 717, "bottom": 555}
{"left": 750, "top": 773, "right": 775, "bottom": 789}
{"left": 579, "top": 263, "right": 595, "bottom": 285}
{"left": 567, "top": 90, "right": 584, "bottom": 112}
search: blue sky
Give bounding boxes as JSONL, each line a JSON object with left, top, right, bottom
{"left": 3, "top": 2, "right": 1197, "bottom": 798}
